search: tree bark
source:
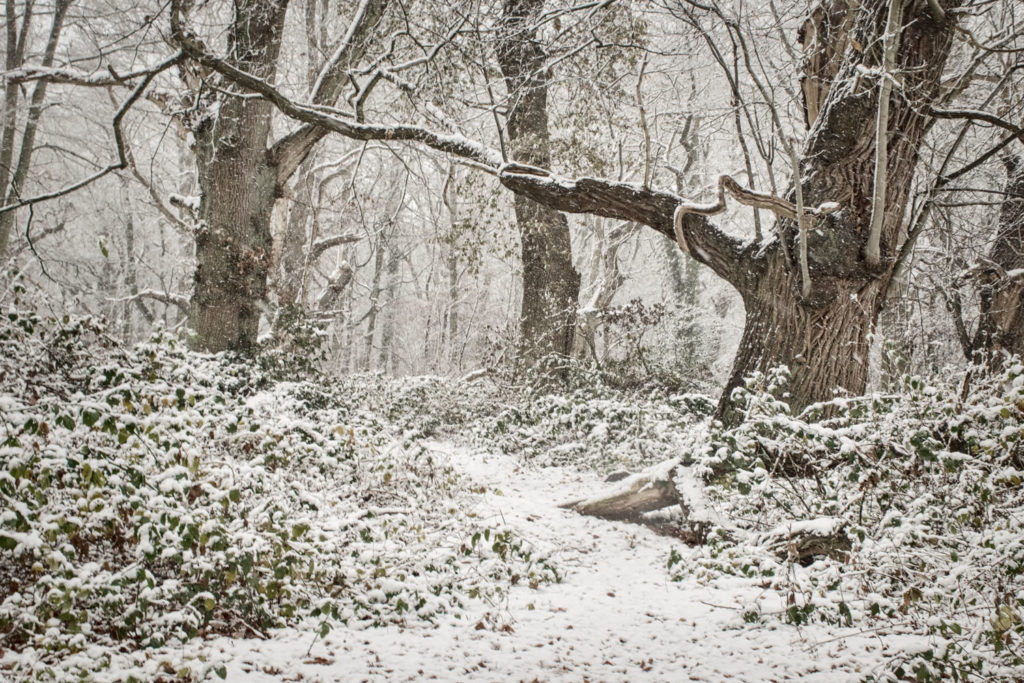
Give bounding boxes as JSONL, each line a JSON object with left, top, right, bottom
{"left": 361, "top": 230, "right": 390, "bottom": 371}
{"left": 181, "top": 0, "right": 387, "bottom": 352}
{"left": 973, "top": 155, "right": 1024, "bottom": 366}
{"left": 187, "top": 0, "right": 287, "bottom": 352}
{"left": 711, "top": 0, "right": 959, "bottom": 417}
{"left": 276, "top": 160, "right": 315, "bottom": 313}
{"left": 0, "top": 0, "right": 72, "bottom": 256}
{"left": 496, "top": 0, "right": 581, "bottom": 377}
{"left": 723, "top": 257, "right": 881, "bottom": 418}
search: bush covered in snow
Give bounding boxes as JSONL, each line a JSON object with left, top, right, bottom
{"left": 672, "top": 367, "right": 1024, "bottom": 682}
{"left": 329, "top": 368, "right": 714, "bottom": 474}
{"left": 0, "top": 313, "right": 556, "bottom": 681}
{"left": 5, "top": 310, "right": 1022, "bottom": 682}
{"left": 476, "top": 380, "right": 713, "bottom": 472}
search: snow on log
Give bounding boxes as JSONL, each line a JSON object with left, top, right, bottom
{"left": 560, "top": 459, "right": 681, "bottom": 524}
{"left": 757, "top": 517, "right": 851, "bottom": 565}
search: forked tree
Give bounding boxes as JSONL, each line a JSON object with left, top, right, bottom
{"left": 179, "top": 0, "right": 387, "bottom": 352}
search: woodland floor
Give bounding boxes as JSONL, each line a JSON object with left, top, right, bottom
{"left": 212, "top": 443, "right": 927, "bottom": 682}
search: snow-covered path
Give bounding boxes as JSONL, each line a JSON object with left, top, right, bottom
{"left": 216, "top": 444, "right": 909, "bottom": 682}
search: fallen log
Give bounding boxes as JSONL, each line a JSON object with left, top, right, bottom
{"left": 559, "top": 459, "right": 688, "bottom": 535}
{"left": 560, "top": 474, "right": 681, "bottom": 522}
{"left": 758, "top": 517, "right": 851, "bottom": 565}
{"left": 561, "top": 460, "right": 727, "bottom": 543}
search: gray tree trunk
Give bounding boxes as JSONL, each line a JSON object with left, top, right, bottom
{"left": 363, "top": 237, "right": 386, "bottom": 370}
{"left": 0, "top": 0, "right": 72, "bottom": 255}
{"left": 182, "top": 0, "right": 387, "bottom": 352}
{"left": 496, "top": 0, "right": 581, "bottom": 379}
{"left": 714, "top": 1, "right": 957, "bottom": 419}
{"left": 187, "top": 0, "right": 287, "bottom": 352}
{"left": 972, "top": 155, "right": 1024, "bottom": 366}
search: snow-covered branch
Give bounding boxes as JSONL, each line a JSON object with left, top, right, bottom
{"left": 926, "top": 105, "right": 1024, "bottom": 147}
{"left": 0, "top": 52, "right": 184, "bottom": 217}
{"left": 2, "top": 63, "right": 163, "bottom": 88}
{"left": 111, "top": 289, "right": 191, "bottom": 313}
{"left": 310, "top": 233, "right": 361, "bottom": 260}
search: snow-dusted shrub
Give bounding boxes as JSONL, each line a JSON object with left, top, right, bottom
{"left": 0, "top": 313, "right": 556, "bottom": 681}
{"left": 336, "top": 374, "right": 502, "bottom": 440}
{"left": 480, "top": 384, "right": 713, "bottom": 471}
{"left": 673, "top": 366, "right": 1024, "bottom": 681}
{"left": 325, "top": 365, "right": 715, "bottom": 473}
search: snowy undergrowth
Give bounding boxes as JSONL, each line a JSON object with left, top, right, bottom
{"left": 333, "top": 368, "right": 1024, "bottom": 679}
{"left": 5, "top": 313, "right": 1021, "bottom": 682}
{"left": 674, "top": 367, "right": 1024, "bottom": 682}
{"left": 333, "top": 370, "right": 714, "bottom": 473}
{"left": 0, "top": 313, "right": 556, "bottom": 682}
{"left": 477, "top": 385, "right": 714, "bottom": 472}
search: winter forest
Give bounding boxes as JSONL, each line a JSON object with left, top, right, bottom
{"left": 1, "top": 0, "right": 1023, "bottom": 679}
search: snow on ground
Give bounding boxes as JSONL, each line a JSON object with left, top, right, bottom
{"left": 215, "top": 443, "right": 922, "bottom": 682}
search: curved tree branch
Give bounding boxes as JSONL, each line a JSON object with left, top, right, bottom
{"left": 170, "top": 0, "right": 752, "bottom": 289}
{"left": 269, "top": 0, "right": 389, "bottom": 185}
{"left": 926, "top": 105, "right": 1024, "bottom": 147}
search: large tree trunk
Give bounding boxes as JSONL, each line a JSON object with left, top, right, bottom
{"left": 191, "top": 124, "right": 279, "bottom": 352}
{"left": 187, "top": 0, "right": 287, "bottom": 352}
{"left": 724, "top": 258, "right": 882, "bottom": 417}
{"left": 711, "top": 0, "right": 959, "bottom": 417}
{"left": 179, "top": 0, "right": 387, "bottom": 352}
{"left": 496, "top": 0, "right": 581, "bottom": 377}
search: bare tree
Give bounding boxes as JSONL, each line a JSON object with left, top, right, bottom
{"left": 496, "top": 0, "right": 580, "bottom": 377}
{"left": 175, "top": 0, "right": 387, "bottom": 352}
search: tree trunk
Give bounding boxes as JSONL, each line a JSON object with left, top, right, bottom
{"left": 187, "top": 0, "right": 287, "bottom": 352}
{"left": 446, "top": 246, "right": 459, "bottom": 367}
{"left": 709, "top": 0, "right": 958, "bottom": 418}
{"left": 723, "top": 258, "right": 882, "bottom": 418}
{"left": 377, "top": 245, "right": 400, "bottom": 371}
{"left": 973, "top": 155, "right": 1024, "bottom": 366}
{"left": 497, "top": 0, "right": 581, "bottom": 377}
{"left": 276, "top": 160, "right": 315, "bottom": 313}
{"left": 575, "top": 218, "right": 634, "bottom": 362}
{"left": 179, "top": 0, "right": 386, "bottom": 352}
{"left": 0, "top": 0, "right": 72, "bottom": 256}
{"left": 501, "top": 0, "right": 960, "bottom": 419}
{"left": 191, "top": 132, "right": 278, "bottom": 352}
{"left": 363, "top": 238, "right": 386, "bottom": 370}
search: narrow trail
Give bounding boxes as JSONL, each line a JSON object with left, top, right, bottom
{"left": 219, "top": 443, "right": 907, "bottom": 682}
